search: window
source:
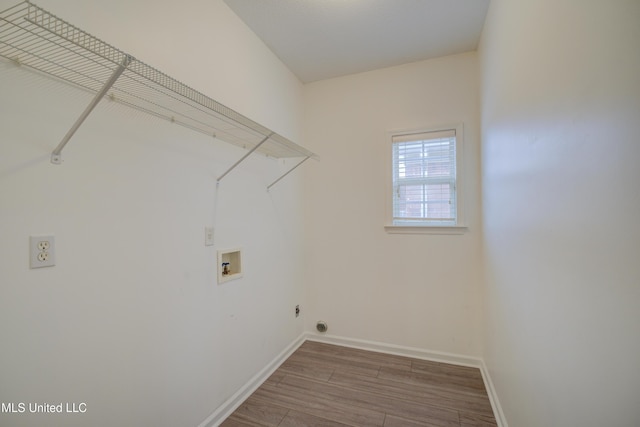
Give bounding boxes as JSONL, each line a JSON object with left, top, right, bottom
{"left": 386, "top": 125, "right": 465, "bottom": 233}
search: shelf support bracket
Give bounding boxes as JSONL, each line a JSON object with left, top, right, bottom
{"left": 51, "top": 55, "right": 132, "bottom": 164}
{"left": 216, "top": 133, "right": 272, "bottom": 184}
{"left": 267, "top": 155, "right": 311, "bottom": 191}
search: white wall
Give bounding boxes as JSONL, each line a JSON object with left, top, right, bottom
{"left": 0, "top": 1, "right": 305, "bottom": 426}
{"left": 303, "top": 53, "right": 483, "bottom": 356}
{"left": 19, "top": 0, "right": 304, "bottom": 140}
{"left": 480, "top": 1, "right": 640, "bottom": 425}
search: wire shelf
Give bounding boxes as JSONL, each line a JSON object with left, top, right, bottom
{"left": 0, "top": 1, "right": 315, "bottom": 163}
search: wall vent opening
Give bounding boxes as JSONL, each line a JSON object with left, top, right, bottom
{"left": 316, "top": 321, "right": 328, "bottom": 333}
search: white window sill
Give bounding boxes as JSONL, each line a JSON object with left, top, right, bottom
{"left": 384, "top": 225, "right": 468, "bottom": 235}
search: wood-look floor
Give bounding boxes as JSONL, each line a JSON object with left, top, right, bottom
{"left": 220, "top": 341, "right": 497, "bottom": 427}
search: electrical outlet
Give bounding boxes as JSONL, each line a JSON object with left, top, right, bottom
{"left": 30, "top": 235, "right": 55, "bottom": 268}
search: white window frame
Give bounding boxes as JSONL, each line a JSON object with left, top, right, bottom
{"left": 385, "top": 123, "right": 467, "bottom": 235}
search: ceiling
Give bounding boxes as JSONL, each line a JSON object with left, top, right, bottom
{"left": 223, "top": 0, "right": 490, "bottom": 83}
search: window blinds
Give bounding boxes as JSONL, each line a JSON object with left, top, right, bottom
{"left": 392, "top": 129, "right": 457, "bottom": 225}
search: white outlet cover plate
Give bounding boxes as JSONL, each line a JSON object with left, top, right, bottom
{"left": 205, "top": 227, "right": 214, "bottom": 246}
{"left": 30, "top": 235, "right": 56, "bottom": 268}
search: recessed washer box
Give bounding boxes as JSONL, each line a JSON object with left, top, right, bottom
{"left": 218, "top": 248, "right": 242, "bottom": 284}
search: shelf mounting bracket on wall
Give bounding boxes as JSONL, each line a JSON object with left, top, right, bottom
{"left": 50, "top": 55, "right": 132, "bottom": 164}
{"left": 267, "top": 155, "right": 311, "bottom": 191}
{"left": 216, "top": 133, "right": 272, "bottom": 184}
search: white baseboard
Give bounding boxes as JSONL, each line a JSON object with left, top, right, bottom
{"left": 479, "top": 359, "right": 508, "bottom": 427}
{"left": 198, "top": 332, "right": 507, "bottom": 427}
{"left": 197, "top": 333, "right": 306, "bottom": 427}
{"left": 305, "top": 332, "right": 483, "bottom": 367}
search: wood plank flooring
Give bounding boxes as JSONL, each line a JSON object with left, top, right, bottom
{"left": 220, "top": 341, "right": 497, "bottom": 427}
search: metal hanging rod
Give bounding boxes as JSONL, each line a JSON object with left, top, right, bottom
{"left": 0, "top": 1, "right": 316, "bottom": 187}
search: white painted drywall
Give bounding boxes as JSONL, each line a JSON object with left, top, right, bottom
{"left": 479, "top": 0, "right": 640, "bottom": 425}
{"left": 0, "top": 1, "right": 305, "bottom": 426}
{"left": 302, "top": 53, "right": 483, "bottom": 356}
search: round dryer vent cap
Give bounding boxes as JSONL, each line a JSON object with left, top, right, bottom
{"left": 316, "top": 321, "right": 328, "bottom": 333}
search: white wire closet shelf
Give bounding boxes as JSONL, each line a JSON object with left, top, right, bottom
{"left": 0, "top": 1, "right": 315, "bottom": 187}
